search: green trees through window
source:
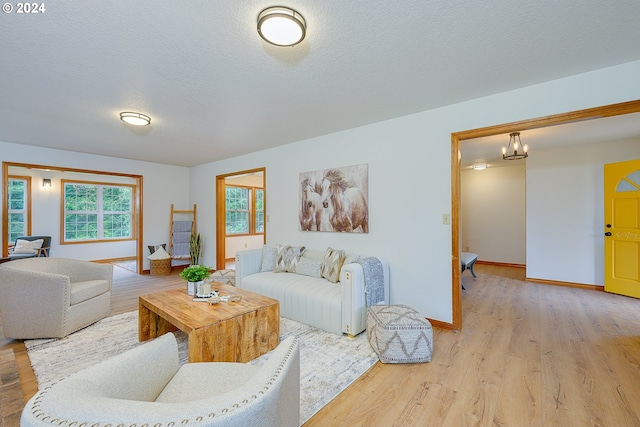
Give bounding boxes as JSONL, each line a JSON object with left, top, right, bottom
{"left": 226, "top": 186, "right": 264, "bottom": 235}
{"left": 8, "top": 177, "right": 28, "bottom": 243}
{"left": 63, "top": 182, "right": 133, "bottom": 242}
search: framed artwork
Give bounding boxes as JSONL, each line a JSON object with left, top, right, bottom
{"left": 299, "top": 163, "right": 368, "bottom": 233}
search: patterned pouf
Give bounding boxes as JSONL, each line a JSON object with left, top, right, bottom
{"left": 210, "top": 269, "right": 236, "bottom": 287}
{"left": 366, "top": 304, "right": 433, "bottom": 363}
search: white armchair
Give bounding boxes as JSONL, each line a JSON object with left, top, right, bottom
{"left": 21, "top": 334, "right": 301, "bottom": 427}
{"left": 0, "top": 258, "right": 112, "bottom": 339}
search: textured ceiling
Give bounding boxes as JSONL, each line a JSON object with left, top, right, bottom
{"left": 3, "top": 1, "right": 640, "bottom": 166}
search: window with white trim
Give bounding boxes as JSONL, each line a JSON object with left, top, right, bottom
{"left": 7, "top": 177, "right": 30, "bottom": 243}
{"left": 226, "top": 186, "right": 264, "bottom": 235}
{"left": 63, "top": 181, "right": 133, "bottom": 242}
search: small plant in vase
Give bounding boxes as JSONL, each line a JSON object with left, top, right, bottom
{"left": 189, "top": 232, "right": 202, "bottom": 266}
{"left": 180, "top": 264, "right": 212, "bottom": 296}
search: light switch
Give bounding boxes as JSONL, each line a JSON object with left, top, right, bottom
{"left": 442, "top": 213, "right": 450, "bottom": 225}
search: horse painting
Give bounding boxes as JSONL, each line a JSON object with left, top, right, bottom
{"left": 299, "top": 178, "right": 323, "bottom": 231}
{"left": 320, "top": 169, "right": 369, "bottom": 233}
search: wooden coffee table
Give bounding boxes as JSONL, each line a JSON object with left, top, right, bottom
{"left": 139, "top": 283, "right": 279, "bottom": 363}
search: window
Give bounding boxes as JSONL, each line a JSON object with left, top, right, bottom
{"left": 7, "top": 176, "right": 31, "bottom": 243}
{"left": 63, "top": 181, "right": 133, "bottom": 242}
{"left": 226, "top": 186, "right": 264, "bottom": 235}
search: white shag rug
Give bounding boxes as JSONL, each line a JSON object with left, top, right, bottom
{"left": 25, "top": 312, "right": 377, "bottom": 425}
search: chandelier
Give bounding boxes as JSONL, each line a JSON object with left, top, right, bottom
{"left": 502, "top": 132, "right": 528, "bottom": 160}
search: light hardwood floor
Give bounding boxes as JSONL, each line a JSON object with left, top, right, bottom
{"left": 3, "top": 264, "right": 640, "bottom": 426}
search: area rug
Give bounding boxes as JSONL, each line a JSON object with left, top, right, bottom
{"left": 25, "top": 312, "right": 377, "bottom": 425}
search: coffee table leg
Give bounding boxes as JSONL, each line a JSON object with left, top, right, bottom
{"left": 139, "top": 299, "right": 153, "bottom": 341}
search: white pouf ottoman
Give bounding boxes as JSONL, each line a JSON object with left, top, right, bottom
{"left": 210, "top": 269, "right": 236, "bottom": 286}
{"left": 366, "top": 304, "right": 433, "bottom": 363}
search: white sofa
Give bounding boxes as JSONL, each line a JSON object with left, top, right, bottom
{"left": 0, "top": 258, "right": 112, "bottom": 339}
{"left": 21, "top": 333, "right": 301, "bottom": 427}
{"left": 236, "top": 247, "right": 389, "bottom": 336}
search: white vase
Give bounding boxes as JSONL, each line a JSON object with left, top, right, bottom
{"left": 187, "top": 280, "right": 204, "bottom": 296}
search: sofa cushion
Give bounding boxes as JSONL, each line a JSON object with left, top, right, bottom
{"left": 274, "top": 245, "right": 306, "bottom": 273}
{"left": 295, "top": 257, "right": 322, "bottom": 278}
{"left": 70, "top": 280, "right": 111, "bottom": 305}
{"left": 13, "top": 238, "right": 44, "bottom": 254}
{"left": 321, "top": 247, "right": 345, "bottom": 283}
{"left": 261, "top": 245, "right": 278, "bottom": 272}
{"left": 241, "top": 272, "right": 343, "bottom": 335}
{"left": 156, "top": 362, "right": 259, "bottom": 402}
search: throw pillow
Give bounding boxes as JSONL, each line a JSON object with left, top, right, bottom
{"left": 147, "top": 247, "right": 171, "bottom": 260}
{"left": 12, "top": 239, "right": 44, "bottom": 254}
{"left": 321, "top": 247, "right": 346, "bottom": 283}
{"left": 148, "top": 243, "right": 167, "bottom": 254}
{"left": 260, "top": 245, "right": 278, "bottom": 272}
{"left": 295, "top": 257, "right": 323, "bottom": 278}
{"left": 273, "top": 244, "right": 306, "bottom": 273}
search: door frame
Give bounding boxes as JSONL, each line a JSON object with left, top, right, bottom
{"left": 450, "top": 100, "right": 640, "bottom": 330}
{"left": 215, "top": 167, "right": 266, "bottom": 270}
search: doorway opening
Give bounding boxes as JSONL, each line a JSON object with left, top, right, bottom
{"left": 215, "top": 168, "right": 266, "bottom": 270}
{"left": 450, "top": 100, "right": 640, "bottom": 330}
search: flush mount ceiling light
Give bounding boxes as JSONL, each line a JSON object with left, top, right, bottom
{"left": 257, "top": 6, "right": 306, "bottom": 46}
{"left": 472, "top": 164, "right": 487, "bottom": 171}
{"left": 502, "top": 132, "right": 528, "bottom": 160}
{"left": 120, "top": 112, "right": 151, "bottom": 126}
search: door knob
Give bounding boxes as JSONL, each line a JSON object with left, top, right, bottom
{"left": 605, "top": 232, "right": 612, "bottom": 236}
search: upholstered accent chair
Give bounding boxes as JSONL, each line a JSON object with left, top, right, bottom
{"left": 0, "top": 258, "right": 112, "bottom": 339}
{"left": 21, "top": 334, "right": 301, "bottom": 427}
{"left": 7, "top": 235, "right": 51, "bottom": 260}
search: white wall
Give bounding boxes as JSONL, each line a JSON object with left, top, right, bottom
{"left": 3, "top": 60, "right": 639, "bottom": 324}
{"left": 461, "top": 164, "right": 526, "bottom": 264}
{"left": 226, "top": 235, "right": 264, "bottom": 260}
{"left": 1, "top": 141, "right": 191, "bottom": 269}
{"left": 191, "top": 60, "right": 640, "bottom": 324}
{"left": 527, "top": 137, "right": 640, "bottom": 285}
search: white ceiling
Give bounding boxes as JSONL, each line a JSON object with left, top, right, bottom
{"left": 3, "top": 1, "right": 640, "bottom": 167}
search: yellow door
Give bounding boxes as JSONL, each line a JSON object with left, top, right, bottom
{"left": 604, "top": 159, "right": 640, "bottom": 298}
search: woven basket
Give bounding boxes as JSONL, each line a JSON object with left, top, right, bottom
{"left": 150, "top": 258, "right": 171, "bottom": 276}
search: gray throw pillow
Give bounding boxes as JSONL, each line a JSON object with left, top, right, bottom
{"left": 260, "top": 245, "right": 278, "bottom": 272}
{"left": 295, "top": 257, "right": 323, "bottom": 278}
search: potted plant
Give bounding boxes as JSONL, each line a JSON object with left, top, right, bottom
{"left": 180, "top": 264, "right": 212, "bottom": 295}
{"left": 190, "top": 232, "right": 202, "bottom": 266}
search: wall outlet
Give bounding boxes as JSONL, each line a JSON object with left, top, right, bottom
{"left": 244, "top": 243, "right": 248, "bottom": 248}
{"left": 442, "top": 213, "right": 450, "bottom": 225}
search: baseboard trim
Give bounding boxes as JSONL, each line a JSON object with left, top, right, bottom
{"left": 526, "top": 277, "right": 604, "bottom": 291}
{"left": 476, "top": 260, "right": 526, "bottom": 269}
{"left": 93, "top": 257, "right": 135, "bottom": 264}
{"left": 428, "top": 318, "right": 455, "bottom": 330}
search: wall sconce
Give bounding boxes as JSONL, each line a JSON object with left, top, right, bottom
{"left": 42, "top": 178, "right": 52, "bottom": 189}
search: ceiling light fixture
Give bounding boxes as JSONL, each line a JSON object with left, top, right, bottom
{"left": 472, "top": 164, "right": 487, "bottom": 171}
{"left": 120, "top": 112, "right": 151, "bottom": 126}
{"left": 502, "top": 132, "right": 528, "bottom": 160}
{"left": 257, "top": 6, "right": 306, "bottom": 46}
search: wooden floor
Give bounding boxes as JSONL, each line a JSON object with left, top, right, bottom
{"left": 3, "top": 264, "right": 640, "bottom": 426}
